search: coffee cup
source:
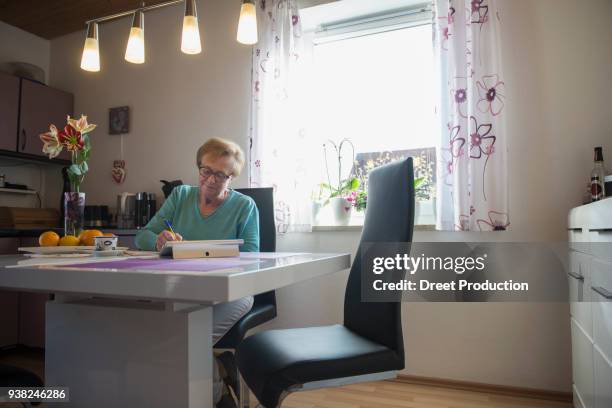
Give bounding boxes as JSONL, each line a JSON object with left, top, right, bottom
{"left": 94, "top": 236, "right": 118, "bottom": 251}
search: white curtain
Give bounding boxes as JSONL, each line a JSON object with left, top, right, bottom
{"left": 249, "top": 0, "right": 313, "bottom": 233}
{"left": 433, "top": 0, "right": 509, "bottom": 231}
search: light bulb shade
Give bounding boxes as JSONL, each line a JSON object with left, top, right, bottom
{"left": 237, "top": 0, "right": 258, "bottom": 45}
{"left": 80, "top": 22, "right": 100, "bottom": 72}
{"left": 181, "top": 15, "right": 202, "bottom": 54}
{"left": 125, "top": 11, "right": 145, "bottom": 64}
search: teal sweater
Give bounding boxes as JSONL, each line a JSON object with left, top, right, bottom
{"left": 135, "top": 185, "right": 260, "bottom": 252}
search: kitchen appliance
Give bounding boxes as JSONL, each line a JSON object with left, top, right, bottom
{"left": 116, "top": 192, "right": 136, "bottom": 229}
{"left": 160, "top": 180, "right": 183, "bottom": 198}
{"left": 85, "top": 205, "right": 110, "bottom": 227}
{"left": 135, "top": 192, "right": 157, "bottom": 228}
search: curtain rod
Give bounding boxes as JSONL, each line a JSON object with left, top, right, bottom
{"left": 85, "top": 0, "right": 184, "bottom": 25}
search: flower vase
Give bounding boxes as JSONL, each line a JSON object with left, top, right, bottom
{"left": 330, "top": 197, "right": 352, "bottom": 226}
{"left": 64, "top": 192, "right": 85, "bottom": 237}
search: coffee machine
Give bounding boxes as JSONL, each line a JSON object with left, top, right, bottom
{"left": 135, "top": 192, "right": 157, "bottom": 228}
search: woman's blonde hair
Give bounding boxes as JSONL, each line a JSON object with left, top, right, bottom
{"left": 196, "top": 137, "right": 245, "bottom": 177}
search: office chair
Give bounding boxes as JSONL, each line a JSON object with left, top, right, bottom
{"left": 0, "top": 363, "right": 43, "bottom": 407}
{"left": 214, "top": 188, "right": 278, "bottom": 405}
{"left": 236, "top": 158, "right": 415, "bottom": 408}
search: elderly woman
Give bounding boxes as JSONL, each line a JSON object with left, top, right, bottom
{"left": 135, "top": 137, "right": 258, "bottom": 407}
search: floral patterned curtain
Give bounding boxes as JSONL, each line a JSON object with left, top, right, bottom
{"left": 249, "top": 0, "right": 313, "bottom": 233}
{"left": 433, "top": 0, "right": 509, "bottom": 231}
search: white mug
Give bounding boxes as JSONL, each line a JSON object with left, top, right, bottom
{"left": 94, "top": 236, "right": 118, "bottom": 251}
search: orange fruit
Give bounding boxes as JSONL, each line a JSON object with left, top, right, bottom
{"left": 78, "top": 229, "right": 103, "bottom": 246}
{"left": 39, "top": 231, "right": 60, "bottom": 247}
{"left": 59, "top": 235, "right": 80, "bottom": 246}
{"left": 102, "top": 233, "right": 115, "bottom": 237}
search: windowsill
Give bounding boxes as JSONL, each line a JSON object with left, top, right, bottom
{"left": 312, "top": 224, "right": 436, "bottom": 232}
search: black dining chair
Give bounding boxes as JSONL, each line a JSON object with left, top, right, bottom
{"left": 215, "top": 187, "right": 278, "bottom": 349}
{"left": 236, "top": 158, "right": 415, "bottom": 408}
{"left": 214, "top": 188, "right": 278, "bottom": 404}
{"left": 0, "top": 363, "right": 43, "bottom": 407}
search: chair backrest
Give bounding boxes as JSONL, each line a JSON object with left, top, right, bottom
{"left": 235, "top": 187, "right": 277, "bottom": 308}
{"left": 343, "top": 158, "right": 415, "bottom": 362}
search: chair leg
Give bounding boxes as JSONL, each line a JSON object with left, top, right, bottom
{"left": 239, "top": 371, "right": 250, "bottom": 408}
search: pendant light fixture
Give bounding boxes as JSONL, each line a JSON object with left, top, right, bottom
{"left": 181, "top": 0, "right": 202, "bottom": 54}
{"left": 125, "top": 9, "right": 145, "bottom": 64}
{"left": 80, "top": 22, "right": 100, "bottom": 72}
{"left": 79, "top": 0, "right": 259, "bottom": 72}
{"left": 236, "top": 0, "right": 258, "bottom": 45}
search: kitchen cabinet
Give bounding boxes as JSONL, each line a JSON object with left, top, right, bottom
{"left": 18, "top": 79, "right": 73, "bottom": 160}
{"left": 0, "top": 236, "right": 49, "bottom": 349}
{"left": 568, "top": 199, "right": 612, "bottom": 408}
{"left": 0, "top": 72, "right": 20, "bottom": 151}
{"left": 0, "top": 237, "right": 19, "bottom": 348}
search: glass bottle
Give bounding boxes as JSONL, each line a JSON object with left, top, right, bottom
{"left": 591, "top": 147, "right": 607, "bottom": 202}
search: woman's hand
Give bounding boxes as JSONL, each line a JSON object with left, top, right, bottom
{"left": 156, "top": 230, "right": 183, "bottom": 252}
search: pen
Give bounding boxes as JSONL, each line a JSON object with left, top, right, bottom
{"left": 163, "top": 219, "right": 177, "bottom": 240}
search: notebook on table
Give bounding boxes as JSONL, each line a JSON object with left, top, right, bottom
{"left": 159, "top": 239, "right": 244, "bottom": 259}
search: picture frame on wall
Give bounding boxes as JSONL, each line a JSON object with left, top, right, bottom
{"left": 109, "top": 106, "right": 129, "bottom": 134}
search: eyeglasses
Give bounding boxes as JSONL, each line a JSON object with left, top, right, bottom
{"left": 198, "top": 166, "right": 231, "bottom": 182}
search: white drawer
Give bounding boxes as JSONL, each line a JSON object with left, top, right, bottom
{"left": 591, "top": 259, "right": 612, "bottom": 363}
{"left": 571, "top": 318, "right": 595, "bottom": 408}
{"left": 569, "top": 228, "right": 590, "bottom": 253}
{"left": 569, "top": 251, "right": 593, "bottom": 337}
{"left": 589, "top": 229, "right": 612, "bottom": 262}
{"left": 593, "top": 347, "right": 612, "bottom": 408}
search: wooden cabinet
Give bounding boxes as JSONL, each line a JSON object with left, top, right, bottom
{"left": 0, "top": 72, "right": 20, "bottom": 151}
{"left": 18, "top": 79, "right": 73, "bottom": 160}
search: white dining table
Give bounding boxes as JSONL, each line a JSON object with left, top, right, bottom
{"left": 0, "top": 252, "right": 351, "bottom": 408}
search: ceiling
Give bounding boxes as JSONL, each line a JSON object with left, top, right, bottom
{"left": 0, "top": 0, "right": 171, "bottom": 39}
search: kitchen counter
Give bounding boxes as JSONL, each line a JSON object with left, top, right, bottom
{"left": 0, "top": 228, "right": 141, "bottom": 238}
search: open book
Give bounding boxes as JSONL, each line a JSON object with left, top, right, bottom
{"left": 159, "top": 239, "right": 244, "bottom": 259}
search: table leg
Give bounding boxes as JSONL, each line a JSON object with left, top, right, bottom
{"left": 45, "top": 299, "right": 213, "bottom": 408}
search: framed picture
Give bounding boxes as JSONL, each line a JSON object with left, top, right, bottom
{"left": 109, "top": 106, "right": 129, "bottom": 134}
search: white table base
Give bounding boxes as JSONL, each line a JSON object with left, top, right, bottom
{"left": 45, "top": 299, "right": 213, "bottom": 408}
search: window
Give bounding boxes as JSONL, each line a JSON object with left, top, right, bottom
{"left": 303, "top": 5, "right": 437, "bottom": 226}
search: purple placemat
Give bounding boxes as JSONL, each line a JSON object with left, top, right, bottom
{"left": 60, "top": 257, "right": 261, "bottom": 272}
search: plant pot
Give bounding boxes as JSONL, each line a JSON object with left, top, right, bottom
{"left": 330, "top": 197, "right": 352, "bottom": 226}
{"left": 311, "top": 201, "right": 322, "bottom": 225}
{"left": 64, "top": 192, "right": 85, "bottom": 237}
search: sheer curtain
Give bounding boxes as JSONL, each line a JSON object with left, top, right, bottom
{"left": 433, "top": 0, "right": 509, "bottom": 231}
{"left": 249, "top": 0, "right": 314, "bottom": 233}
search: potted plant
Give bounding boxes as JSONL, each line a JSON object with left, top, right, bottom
{"left": 40, "top": 115, "right": 96, "bottom": 236}
{"left": 348, "top": 177, "right": 425, "bottom": 216}
{"left": 320, "top": 139, "right": 359, "bottom": 225}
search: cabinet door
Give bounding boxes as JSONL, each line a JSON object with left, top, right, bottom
{"left": 19, "top": 292, "right": 50, "bottom": 349}
{"left": 0, "top": 238, "right": 20, "bottom": 347}
{"left": 0, "top": 291, "right": 19, "bottom": 347}
{"left": 0, "top": 72, "right": 19, "bottom": 151}
{"left": 18, "top": 79, "right": 73, "bottom": 160}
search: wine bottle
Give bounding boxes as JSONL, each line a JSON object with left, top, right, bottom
{"left": 591, "top": 147, "right": 607, "bottom": 202}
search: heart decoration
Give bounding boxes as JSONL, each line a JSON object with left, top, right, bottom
{"left": 112, "top": 160, "right": 126, "bottom": 184}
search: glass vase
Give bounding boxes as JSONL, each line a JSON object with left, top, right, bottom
{"left": 64, "top": 192, "right": 85, "bottom": 237}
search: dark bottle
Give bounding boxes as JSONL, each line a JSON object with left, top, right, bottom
{"left": 591, "top": 147, "right": 607, "bottom": 202}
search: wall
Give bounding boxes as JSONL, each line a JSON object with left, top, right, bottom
{"left": 0, "top": 20, "right": 50, "bottom": 83}
{"left": 0, "top": 21, "right": 63, "bottom": 209}
{"left": 46, "top": 0, "right": 612, "bottom": 393}
{"left": 49, "top": 0, "right": 252, "bottom": 209}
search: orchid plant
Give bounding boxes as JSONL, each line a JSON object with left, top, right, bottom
{"left": 40, "top": 115, "right": 96, "bottom": 192}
